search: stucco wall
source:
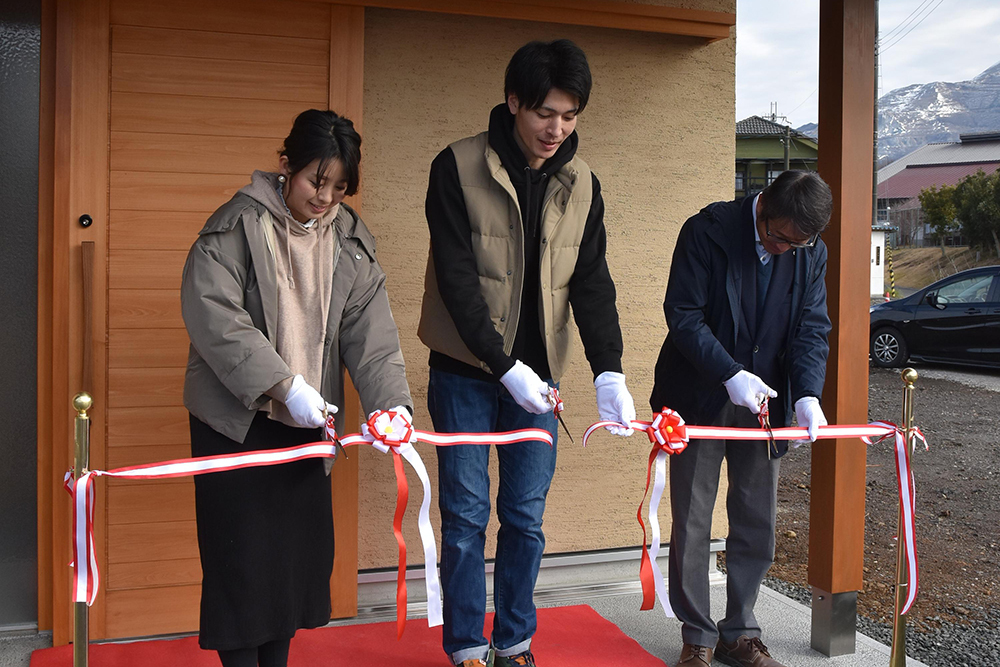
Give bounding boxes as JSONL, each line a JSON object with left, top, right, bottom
{"left": 356, "top": 3, "right": 736, "bottom": 569}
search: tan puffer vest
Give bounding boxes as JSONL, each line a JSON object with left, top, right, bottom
{"left": 418, "top": 132, "right": 593, "bottom": 382}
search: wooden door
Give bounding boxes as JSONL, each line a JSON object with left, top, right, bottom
{"left": 41, "top": 0, "right": 363, "bottom": 643}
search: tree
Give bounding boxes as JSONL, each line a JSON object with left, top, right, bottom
{"left": 953, "top": 170, "right": 1000, "bottom": 258}
{"left": 918, "top": 184, "right": 957, "bottom": 257}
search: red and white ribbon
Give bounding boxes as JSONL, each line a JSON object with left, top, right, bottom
{"left": 67, "top": 411, "right": 553, "bottom": 638}
{"left": 584, "top": 409, "right": 926, "bottom": 618}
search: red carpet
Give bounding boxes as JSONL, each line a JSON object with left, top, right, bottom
{"left": 30, "top": 605, "right": 666, "bottom": 666}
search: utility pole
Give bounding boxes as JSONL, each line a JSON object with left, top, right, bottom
{"left": 785, "top": 124, "right": 791, "bottom": 172}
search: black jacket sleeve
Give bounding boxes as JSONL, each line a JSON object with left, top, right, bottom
{"left": 663, "top": 214, "right": 743, "bottom": 386}
{"left": 789, "top": 242, "right": 831, "bottom": 402}
{"left": 568, "top": 174, "right": 624, "bottom": 378}
{"left": 425, "top": 148, "right": 515, "bottom": 377}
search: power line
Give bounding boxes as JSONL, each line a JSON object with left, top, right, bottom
{"left": 879, "top": 0, "right": 934, "bottom": 44}
{"left": 788, "top": 88, "right": 817, "bottom": 116}
{"left": 879, "top": 0, "right": 946, "bottom": 54}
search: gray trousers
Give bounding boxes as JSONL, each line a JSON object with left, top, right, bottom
{"left": 667, "top": 402, "right": 781, "bottom": 647}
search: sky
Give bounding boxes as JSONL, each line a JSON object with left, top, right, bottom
{"left": 735, "top": 0, "right": 1000, "bottom": 128}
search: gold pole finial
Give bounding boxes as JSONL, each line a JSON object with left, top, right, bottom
{"left": 901, "top": 368, "right": 918, "bottom": 386}
{"left": 73, "top": 392, "right": 93, "bottom": 416}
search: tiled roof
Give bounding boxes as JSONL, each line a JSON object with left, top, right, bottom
{"left": 876, "top": 162, "right": 1000, "bottom": 200}
{"left": 736, "top": 116, "right": 812, "bottom": 139}
{"left": 878, "top": 137, "right": 1000, "bottom": 183}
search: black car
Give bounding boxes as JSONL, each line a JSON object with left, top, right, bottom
{"left": 869, "top": 265, "right": 1000, "bottom": 368}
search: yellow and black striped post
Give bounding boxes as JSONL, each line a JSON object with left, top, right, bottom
{"left": 886, "top": 235, "right": 897, "bottom": 298}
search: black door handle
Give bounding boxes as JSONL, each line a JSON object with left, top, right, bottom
{"left": 965, "top": 308, "right": 982, "bottom": 314}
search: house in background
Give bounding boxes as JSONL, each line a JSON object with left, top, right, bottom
{"left": 877, "top": 132, "right": 1000, "bottom": 246}
{"left": 735, "top": 115, "right": 819, "bottom": 198}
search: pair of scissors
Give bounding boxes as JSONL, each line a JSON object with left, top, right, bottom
{"left": 757, "top": 397, "right": 777, "bottom": 458}
{"left": 323, "top": 407, "right": 348, "bottom": 462}
{"left": 548, "top": 388, "right": 575, "bottom": 443}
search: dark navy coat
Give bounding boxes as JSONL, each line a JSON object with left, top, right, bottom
{"left": 649, "top": 197, "right": 831, "bottom": 456}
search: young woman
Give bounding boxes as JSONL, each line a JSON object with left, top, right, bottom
{"left": 180, "top": 109, "right": 412, "bottom": 667}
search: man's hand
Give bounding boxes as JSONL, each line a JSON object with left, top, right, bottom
{"left": 795, "top": 396, "right": 827, "bottom": 442}
{"left": 723, "top": 370, "right": 777, "bottom": 414}
{"left": 284, "top": 374, "right": 338, "bottom": 428}
{"left": 500, "top": 361, "right": 553, "bottom": 415}
{"left": 594, "top": 371, "right": 636, "bottom": 436}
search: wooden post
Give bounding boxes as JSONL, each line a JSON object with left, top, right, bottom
{"left": 810, "top": 0, "right": 876, "bottom": 656}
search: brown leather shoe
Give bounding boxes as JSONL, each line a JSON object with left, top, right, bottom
{"left": 677, "top": 643, "right": 714, "bottom": 666}
{"left": 715, "top": 635, "right": 786, "bottom": 667}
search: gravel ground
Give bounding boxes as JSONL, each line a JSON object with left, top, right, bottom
{"left": 768, "top": 363, "right": 1000, "bottom": 666}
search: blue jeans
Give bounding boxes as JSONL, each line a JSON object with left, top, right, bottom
{"left": 428, "top": 368, "right": 559, "bottom": 665}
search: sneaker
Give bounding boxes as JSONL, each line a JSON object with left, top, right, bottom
{"left": 494, "top": 650, "right": 536, "bottom": 666}
{"left": 457, "top": 655, "right": 494, "bottom": 667}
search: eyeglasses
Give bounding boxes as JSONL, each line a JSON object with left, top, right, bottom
{"left": 764, "top": 217, "right": 818, "bottom": 248}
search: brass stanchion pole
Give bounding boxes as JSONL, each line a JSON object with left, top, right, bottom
{"left": 889, "top": 369, "right": 917, "bottom": 666}
{"left": 73, "top": 392, "right": 92, "bottom": 667}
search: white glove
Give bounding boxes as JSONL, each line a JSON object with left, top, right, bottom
{"left": 594, "top": 371, "right": 636, "bottom": 436}
{"left": 795, "top": 396, "right": 827, "bottom": 442}
{"left": 283, "top": 374, "right": 337, "bottom": 428}
{"left": 723, "top": 370, "right": 777, "bottom": 414}
{"left": 500, "top": 361, "right": 554, "bottom": 415}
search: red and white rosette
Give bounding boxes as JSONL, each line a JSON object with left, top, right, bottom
{"left": 352, "top": 408, "right": 441, "bottom": 638}
{"left": 583, "top": 410, "right": 927, "bottom": 619}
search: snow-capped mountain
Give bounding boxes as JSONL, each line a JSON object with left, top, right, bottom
{"left": 795, "top": 122, "right": 818, "bottom": 139}
{"left": 877, "top": 61, "right": 1000, "bottom": 164}
{"left": 792, "top": 62, "right": 1000, "bottom": 165}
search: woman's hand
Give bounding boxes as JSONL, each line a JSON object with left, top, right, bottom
{"left": 284, "top": 375, "right": 337, "bottom": 428}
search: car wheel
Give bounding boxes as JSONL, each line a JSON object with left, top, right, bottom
{"left": 871, "top": 327, "right": 908, "bottom": 368}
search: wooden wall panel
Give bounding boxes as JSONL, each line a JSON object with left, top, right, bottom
{"left": 109, "top": 522, "right": 199, "bottom": 563}
{"left": 112, "top": 25, "right": 328, "bottom": 66}
{"left": 108, "top": 406, "right": 189, "bottom": 447}
{"left": 111, "top": 53, "right": 328, "bottom": 103}
{"left": 110, "top": 172, "right": 248, "bottom": 212}
{"left": 108, "top": 250, "right": 187, "bottom": 289}
{"left": 108, "top": 558, "right": 202, "bottom": 590}
{"left": 108, "top": 481, "right": 195, "bottom": 524}
{"left": 109, "top": 329, "right": 188, "bottom": 368}
{"left": 109, "top": 289, "right": 182, "bottom": 329}
{"left": 111, "top": 0, "right": 330, "bottom": 39}
{"left": 105, "top": 585, "right": 201, "bottom": 638}
{"left": 110, "top": 93, "right": 305, "bottom": 139}
{"left": 109, "top": 211, "right": 207, "bottom": 252}
{"left": 111, "top": 133, "right": 282, "bottom": 177}
{"left": 109, "top": 367, "right": 185, "bottom": 408}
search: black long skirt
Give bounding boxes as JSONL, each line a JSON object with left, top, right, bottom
{"left": 190, "top": 412, "right": 334, "bottom": 650}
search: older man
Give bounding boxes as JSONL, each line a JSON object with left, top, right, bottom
{"left": 651, "top": 171, "right": 833, "bottom": 667}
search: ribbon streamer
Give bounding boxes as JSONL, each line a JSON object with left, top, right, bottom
{"left": 66, "top": 412, "right": 552, "bottom": 639}
{"left": 584, "top": 409, "right": 926, "bottom": 618}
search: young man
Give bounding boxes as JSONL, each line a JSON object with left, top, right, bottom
{"left": 418, "top": 40, "right": 635, "bottom": 667}
{"left": 650, "top": 171, "right": 834, "bottom": 667}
